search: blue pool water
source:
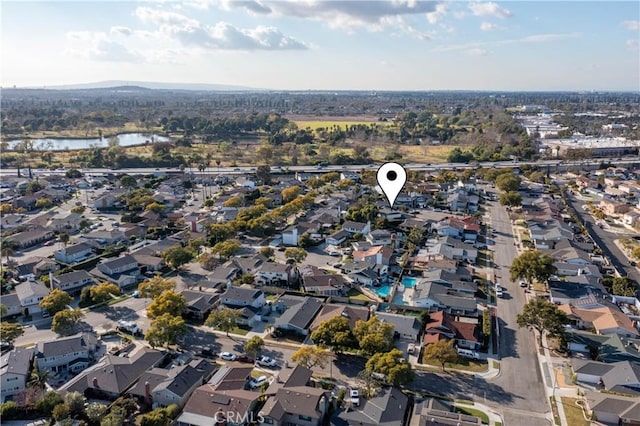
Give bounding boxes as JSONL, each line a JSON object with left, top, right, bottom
{"left": 374, "top": 285, "right": 393, "bottom": 298}
{"left": 402, "top": 277, "right": 418, "bottom": 288}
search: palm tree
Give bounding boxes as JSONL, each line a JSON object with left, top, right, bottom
{"left": 28, "top": 367, "right": 51, "bottom": 389}
{"left": 1, "top": 240, "right": 17, "bottom": 264}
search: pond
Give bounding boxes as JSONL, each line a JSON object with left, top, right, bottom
{"left": 5, "top": 133, "right": 171, "bottom": 151}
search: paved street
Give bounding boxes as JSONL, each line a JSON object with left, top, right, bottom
{"left": 485, "top": 197, "right": 551, "bottom": 426}
{"left": 564, "top": 193, "right": 640, "bottom": 284}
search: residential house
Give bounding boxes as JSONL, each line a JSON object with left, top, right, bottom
{"left": 93, "top": 191, "right": 125, "bottom": 210}
{"left": 410, "top": 397, "right": 481, "bottom": 426}
{"left": 558, "top": 303, "right": 639, "bottom": 338}
{"left": 59, "top": 345, "right": 165, "bottom": 400}
{"left": 405, "top": 281, "right": 478, "bottom": 315}
{"left": 584, "top": 391, "right": 640, "bottom": 426}
{"left": 377, "top": 312, "right": 422, "bottom": 342}
{"left": 0, "top": 293, "right": 22, "bottom": 318}
{"left": 424, "top": 310, "right": 481, "bottom": 351}
{"left": 342, "top": 221, "right": 371, "bottom": 235}
{"left": 255, "top": 262, "right": 294, "bottom": 286}
{"left": 622, "top": 210, "right": 640, "bottom": 228}
{"left": 129, "top": 359, "right": 217, "bottom": 408}
{"left": 209, "top": 265, "right": 241, "bottom": 287}
{"left": 35, "top": 332, "right": 99, "bottom": 374}
{"left": 550, "top": 246, "right": 593, "bottom": 265}
{"left": 567, "top": 330, "right": 640, "bottom": 363}
{"left": 353, "top": 246, "right": 393, "bottom": 266}
{"left": 274, "top": 295, "right": 324, "bottom": 336}
{"left": 572, "top": 359, "right": 640, "bottom": 395}
{"left": 302, "top": 272, "right": 347, "bottom": 296}
{"left": 54, "top": 243, "right": 94, "bottom": 264}
{"left": 181, "top": 290, "right": 220, "bottom": 320}
{"left": 326, "top": 230, "right": 350, "bottom": 247}
{"left": 309, "top": 304, "right": 369, "bottom": 334}
{"left": 0, "top": 214, "right": 24, "bottom": 230}
{"left": 599, "top": 199, "right": 630, "bottom": 215}
{"left": 94, "top": 254, "right": 140, "bottom": 287}
{"left": 51, "top": 270, "right": 95, "bottom": 294}
{"left": 1, "top": 347, "right": 34, "bottom": 403}
{"left": 228, "top": 255, "right": 266, "bottom": 275}
{"left": 6, "top": 227, "right": 54, "bottom": 248}
{"left": 80, "top": 229, "right": 127, "bottom": 247}
{"left": 220, "top": 286, "right": 266, "bottom": 310}
{"left": 330, "top": 387, "right": 410, "bottom": 426}
{"left": 15, "top": 280, "right": 50, "bottom": 316}
{"left": 46, "top": 213, "right": 83, "bottom": 233}
{"left": 177, "top": 364, "right": 260, "bottom": 426}
{"left": 365, "top": 229, "right": 395, "bottom": 247}
{"left": 235, "top": 176, "right": 256, "bottom": 188}
{"left": 132, "top": 254, "right": 165, "bottom": 274}
{"left": 261, "top": 387, "right": 330, "bottom": 426}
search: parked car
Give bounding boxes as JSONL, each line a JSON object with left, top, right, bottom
{"left": 200, "top": 348, "right": 216, "bottom": 358}
{"left": 496, "top": 288, "right": 504, "bottom": 298}
{"left": 349, "top": 388, "right": 360, "bottom": 407}
{"left": 220, "top": 352, "right": 237, "bottom": 361}
{"left": 255, "top": 356, "right": 277, "bottom": 367}
{"left": 237, "top": 355, "right": 255, "bottom": 363}
{"left": 519, "top": 280, "right": 527, "bottom": 288}
{"left": 249, "top": 375, "right": 269, "bottom": 389}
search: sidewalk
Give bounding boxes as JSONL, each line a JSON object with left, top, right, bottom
{"left": 453, "top": 401, "right": 504, "bottom": 426}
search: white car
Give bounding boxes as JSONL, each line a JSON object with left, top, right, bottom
{"left": 249, "top": 375, "right": 269, "bottom": 389}
{"left": 255, "top": 356, "right": 277, "bottom": 368}
{"left": 219, "top": 352, "right": 237, "bottom": 361}
{"left": 349, "top": 388, "right": 360, "bottom": 407}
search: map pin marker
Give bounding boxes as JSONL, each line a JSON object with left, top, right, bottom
{"left": 377, "top": 162, "right": 407, "bottom": 209}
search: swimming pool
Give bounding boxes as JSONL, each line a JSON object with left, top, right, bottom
{"left": 401, "top": 277, "right": 418, "bottom": 288}
{"left": 373, "top": 285, "right": 393, "bottom": 298}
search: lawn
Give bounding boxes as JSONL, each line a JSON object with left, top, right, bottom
{"left": 292, "top": 120, "right": 393, "bottom": 131}
{"left": 420, "top": 357, "right": 488, "bottom": 373}
{"left": 347, "top": 288, "right": 373, "bottom": 301}
{"left": 230, "top": 326, "right": 250, "bottom": 336}
{"left": 561, "top": 397, "right": 590, "bottom": 426}
{"left": 453, "top": 405, "right": 490, "bottom": 424}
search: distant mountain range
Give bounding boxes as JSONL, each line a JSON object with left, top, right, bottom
{"left": 19, "top": 80, "right": 262, "bottom": 91}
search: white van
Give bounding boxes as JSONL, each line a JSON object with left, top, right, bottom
{"left": 457, "top": 348, "right": 481, "bottom": 360}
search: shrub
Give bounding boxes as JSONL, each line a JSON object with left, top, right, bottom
{"left": 0, "top": 401, "right": 18, "bottom": 419}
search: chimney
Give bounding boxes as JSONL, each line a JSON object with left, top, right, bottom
{"left": 49, "top": 271, "right": 55, "bottom": 289}
{"left": 92, "top": 377, "right": 98, "bottom": 388}
{"left": 145, "top": 381, "right": 152, "bottom": 405}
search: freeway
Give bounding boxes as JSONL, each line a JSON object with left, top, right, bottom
{"left": 2, "top": 157, "right": 640, "bottom": 177}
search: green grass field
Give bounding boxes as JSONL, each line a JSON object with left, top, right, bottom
{"left": 561, "top": 398, "right": 590, "bottom": 426}
{"left": 293, "top": 120, "right": 394, "bottom": 131}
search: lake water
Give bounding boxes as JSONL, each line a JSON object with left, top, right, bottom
{"left": 5, "top": 133, "right": 171, "bottom": 151}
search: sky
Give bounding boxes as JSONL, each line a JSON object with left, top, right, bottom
{"left": 2, "top": 0, "right": 639, "bottom": 91}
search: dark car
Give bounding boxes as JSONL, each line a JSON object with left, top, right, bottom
{"left": 201, "top": 348, "right": 217, "bottom": 358}
{"left": 237, "top": 355, "right": 255, "bottom": 363}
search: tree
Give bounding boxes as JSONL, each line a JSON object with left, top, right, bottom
{"left": 353, "top": 316, "right": 394, "bottom": 355}
{"left": 39, "top": 289, "right": 73, "bottom": 315}
{"left": 29, "top": 367, "right": 51, "bottom": 389}
{"left": 355, "top": 370, "right": 382, "bottom": 398}
{"left": 205, "top": 308, "right": 241, "bottom": 336}
{"left": 244, "top": 336, "right": 265, "bottom": 357}
{"left": 35, "top": 390, "right": 62, "bottom": 416}
{"left": 64, "top": 391, "right": 86, "bottom": 418}
{"left": 310, "top": 316, "right": 357, "bottom": 353}
{"left": 138, "top": 407, "right": 170, "bottom": 426}
{"left": 51, "top": 309, "right": 84, "bottom": 335}
{"left": 85, "top": 402, "right": 107, "bottom": 424}
{"left": 0, "top": 322, "right": 24, "bottom": 343}
{"left": 281, "top": 186, "right": 302, "bottom": 203}
{"left": 59, "top": 233, "right": 70, "bottom": 247}
{"left": 509, "top": 250, "right": 557, "bottom": 285}
{"left": 65, "top": 169, "right": 83, "bottom": 179}
{"left": 495, "top": 173, "right": 521, "bottom": 192}
{"left": 147, "top": 290, "right": 186, "bottom": 319}
{"left": 259, "top": 246, "right": 274, "bottom": 258}
{"left": 612, "top": 277, "right": 638, "bottom": 297}
{"left": 211, "top": 240, "right": 241, "bottom": 260}
{"left": 223, "top": 196, "right": 243, "bottom": 208}
{"left": 145, "top": 202, "right": 165, "bottom": 213}
{"left": 89, "top": 282, "right": 121, "bottom": 304}
{"left": 256, "top": 165, "right": 271, "bottom": 184}
{"left": 35, "top": 198, "right": 53, "bottom": 209}
{"left": 199, "top": 252, "right": 219, "bottom": 270}
{"left": 120, "top": 175, "right": 137, "bottom": 189}
{"left": 517, "top": 298, "right": 569, "bottom": 348}
{"left": 52, "top": 402, "right": 70, "bottom": 422}
{"left": 291, "top": 345, "right": 331, "bottom": 369}
{"left": 365, "top": 349, "right": 414, "bottom": 385}
{"left": 207, "top": 223, "right": 236, "bottom": 244}
{"left": 284, "top": 247, "right": 307, "bottom": 263}
{"left": 162, "top": 246, "right": 193, "bottom": 270}
{"left": 422, "top": 340, "right": 458, "bottom": 372}
{"left": 145, "top": 313, "right": 187, "bottom": 348}
{"left": 138, "top": 276, "right": 176, "bottom": 299}
{"left": 500, "top": 191, "right": 522, "bottom": 207}
{"left": 0, "top": 303, "right": 7, "bottom": 316}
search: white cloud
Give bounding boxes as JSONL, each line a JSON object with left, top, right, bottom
{"left": 65, "top": 32, "right": 142, "bottom": 62}
{"left": 469, "top": 2, "right": 512, "bottom": 19}
{"left": 627, "top": 39, "right": 639, "bottom": 50}
{"left": 434, "top": 32, "right": 579, "bottom": 52}
{"left": 467, "top": 48, "right": 489, "bottom": 56}
{"left": 134, "top": 6, "right": 308, "bottom": 50}
{"left": 426, "top": 3, "right": 447, "bottom": 24}
{"left": 480, "top": 22, "right": 497, "bottom": 31}
{"left": 199, "top": 0, "right": 442, "bottom": 32}
{"left": 110, "top": 26, "right": 133, "bottom": 36}
{"left": 622, "top": 20, "right": 640, "bottom": 30}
